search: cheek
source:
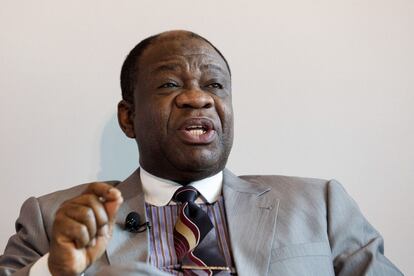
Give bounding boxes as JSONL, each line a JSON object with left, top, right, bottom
{"left": 216, "top": 98, "right": 234, "bottom": 129}
{"left": 136, "top": 99, "right": 172, "bottom": 137}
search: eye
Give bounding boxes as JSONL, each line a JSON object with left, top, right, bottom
{"left": 158, "top": 82, "right": 179, "bottom": 89}
{"left": 206, "top": 83, "right": 223, "bottom": 89}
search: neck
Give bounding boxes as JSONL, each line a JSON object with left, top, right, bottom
{"left": 139, "top": 162, "right": 223, "bottom": 183}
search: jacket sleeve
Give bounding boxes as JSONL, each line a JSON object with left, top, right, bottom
{"left": 326, "top": 180, "right": 403, "bottom": 276}
{"left": 0, "top": 197, "right": 50, "bottom": 276}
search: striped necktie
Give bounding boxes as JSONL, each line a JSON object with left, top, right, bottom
{"left": 173, "top": 186, "right": 227, "bottom": 275}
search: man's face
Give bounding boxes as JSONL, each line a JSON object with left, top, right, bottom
{"left": 130, "top": 33, "right": 233, "bottom": 182}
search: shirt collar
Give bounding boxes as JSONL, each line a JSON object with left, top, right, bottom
{"left": 140, "top": 167, "right": 223, "bottom": 206}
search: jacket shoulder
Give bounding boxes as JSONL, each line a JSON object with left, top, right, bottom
{"left": 239, "top": 174, "right": 330, "bottom": 194}
{"left": 237, "top": 174, "right": 341, "bottom": 213}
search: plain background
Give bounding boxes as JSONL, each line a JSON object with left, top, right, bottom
{"left": 0, "top": 0, "right": 412, "bottom": 274}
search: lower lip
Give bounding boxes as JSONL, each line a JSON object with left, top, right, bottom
{"left": 177, "top": 129, "right": 216, "bottom": 144}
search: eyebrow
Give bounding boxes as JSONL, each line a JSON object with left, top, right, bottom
{"left": 150, "top": 62, "right": 229, "bottom": 75}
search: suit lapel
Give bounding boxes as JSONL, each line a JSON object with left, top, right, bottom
{"left": 223, "top": 169, "right": 279, "bottom": 276}
{"left": 106, "top": 169, "right": 149, "bottom": 265}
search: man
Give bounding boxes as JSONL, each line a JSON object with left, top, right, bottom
{"left": 0, "top": 30, "right": 403, "bottom": 276}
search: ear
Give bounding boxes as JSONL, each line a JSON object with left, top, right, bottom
{"left": 117, "top": 100, "right": 136, "bottom": 138}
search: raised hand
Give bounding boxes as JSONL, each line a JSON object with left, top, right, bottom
{"left": 48, "top": 182, "right": 123, "bottom": 276}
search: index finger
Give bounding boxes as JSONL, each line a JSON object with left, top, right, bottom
{"left": 83, "top": 182, "right": 122, "bottom": 202}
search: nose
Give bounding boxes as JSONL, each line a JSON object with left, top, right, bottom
{"left": 175, "top": 87, "right": 214, "bottom": 109}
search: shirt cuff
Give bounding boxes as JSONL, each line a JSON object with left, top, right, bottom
{"left": 29, "top": 253, "right": 52, "bottom": 276}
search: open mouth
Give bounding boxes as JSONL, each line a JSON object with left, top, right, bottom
{"left": 185, "top": 125, "right": 208, "bottom": 136}
{"left": 178, "top": 118, "right": 216, "bottom": 144}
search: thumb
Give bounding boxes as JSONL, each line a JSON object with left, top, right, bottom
{"left": 103, "top": 188, "right": 123, "bottom": 223}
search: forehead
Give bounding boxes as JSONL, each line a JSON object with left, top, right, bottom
{"left": 138, "top": 35, "right": 229, "bottom": 75}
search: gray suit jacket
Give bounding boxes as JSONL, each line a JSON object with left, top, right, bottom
{"left": 0, "top": 169, "right": 403, "bottom": 276}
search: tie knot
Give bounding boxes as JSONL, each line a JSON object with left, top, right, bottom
{"left": 173, "top": 186, "right": 199, "bottom": 203}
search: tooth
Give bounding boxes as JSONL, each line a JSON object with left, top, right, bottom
{"left": 189, "top": 129, "right": 204, "bottom": 136}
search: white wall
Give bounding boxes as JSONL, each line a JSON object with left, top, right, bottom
{"left": 0, "top": 0, "right": 412, "bottom": 274}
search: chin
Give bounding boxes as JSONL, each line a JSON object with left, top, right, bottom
{"left": 163, "top": 143, "right": 231, "bottom": 180}
{"left": 181, "top": 157, "right": 219, "bottom": 171}
{"left": 171, "top": 155, "right": 224, "bottom": 180}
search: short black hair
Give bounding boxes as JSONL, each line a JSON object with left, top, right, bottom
{"left": 120, "top": 31, "right": 231, "bottom": 104}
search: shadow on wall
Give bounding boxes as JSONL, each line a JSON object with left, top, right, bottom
{"left": 98, "top": 113, "right": 139, "bottom": 181}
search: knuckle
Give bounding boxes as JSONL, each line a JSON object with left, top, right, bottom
{"left": 64, "top": 222, "right": 88, "bottom": 239}
{"left": 78, "top": 224, "right": 89, "bottom": 237}
{"left": 84, "top": 207, "right": 95, "bottom": 221}
{"left": 81, "top": 194, "right": 99, "bottom": 206}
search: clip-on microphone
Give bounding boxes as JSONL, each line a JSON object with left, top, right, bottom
{"left": 124, "top": 212, "right": 151, "bottom": 233}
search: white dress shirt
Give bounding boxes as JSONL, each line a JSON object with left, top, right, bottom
{"left": 140, "top": 167, "right": 223, "bottom": 206}
{"left": 30, "top": 168, "right": 223, "bottom": 275}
